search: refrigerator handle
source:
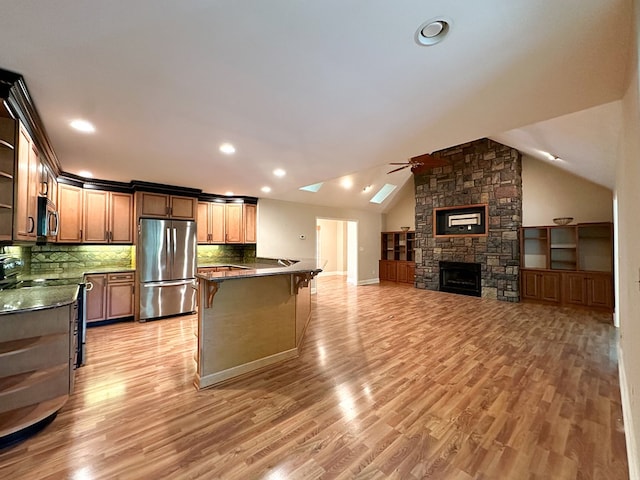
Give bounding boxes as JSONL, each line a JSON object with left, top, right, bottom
{"left": 172, "top": 228, "right": 177, "bottom": 277}
{"left": 166, "top": 228, "right": 172, "bottom": 263}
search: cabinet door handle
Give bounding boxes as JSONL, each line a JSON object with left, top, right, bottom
{"left": 80, "top": 229, "right": 83, "bottom": 240}
{"left": 28, "top": 216, "right": 35, "bottom": 233}
{"left": 41, "top": 181, "right": 48, "bottom": 196}
{"left": 85, "top": 281, "right": 94, "bottom": 291}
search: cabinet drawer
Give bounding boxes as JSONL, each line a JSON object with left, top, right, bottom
{"left": 107, "top": 272, "right": 134, "bottom": 283}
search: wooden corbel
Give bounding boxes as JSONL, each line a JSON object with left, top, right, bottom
{"left": 206, "top": 281, "right": 221, "bottom": 308}
{"left": 292, "top": 270, "right": 321, "bottom": 295}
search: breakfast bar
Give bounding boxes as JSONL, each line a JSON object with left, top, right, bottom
{"left": 194, "top": 259, "right": 320, "bottom": 389}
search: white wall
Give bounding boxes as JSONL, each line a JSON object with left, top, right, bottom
{"left": 257, "top": 198, "right": 382, "bottom": 284}
{"left": 522, "top": 155, "right": 613, "bottom": 225}
{"left": 317, "top": 219, "right": 347, "bottom": 276}
{"left": 616, "top": 3, "right": 640, "bottom": 475}
{"left": 383, "top": 180, "right": 416, "bottom": 231}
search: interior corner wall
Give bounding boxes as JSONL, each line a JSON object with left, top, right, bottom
{"left": 522, "top": 155, "right": 613, "bottom": 225}
{"left": 616, "top": 3, "right": 640, "bottom": 475}
{"left": 383, "top": 180, "right": 416, "bottom": 231}
{"left": 256, "top": 199, "right": 382, "bottom": 284}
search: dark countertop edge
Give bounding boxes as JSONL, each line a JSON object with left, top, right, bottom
{"left": 0, "top": 285, "right": 80, "bottom": 315}
{"left": 18, "top": 267, "right": 135, "bottom": 282}
{"left": 196, "top": 259, "right": 321, "bottom": 282}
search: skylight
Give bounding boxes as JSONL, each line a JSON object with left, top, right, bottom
{"left": 369, "top": 184, "right": 397, "bottom": 204}
{"left": 299, "top": 182, "right": 324, "bottom": 193}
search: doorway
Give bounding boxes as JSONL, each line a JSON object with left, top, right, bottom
{"left": 316, "top": 218, "right": 358, "bottom": 285}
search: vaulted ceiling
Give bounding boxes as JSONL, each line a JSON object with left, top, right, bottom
{"left": 0, "top": 1, "right": 631, "bottom": 210}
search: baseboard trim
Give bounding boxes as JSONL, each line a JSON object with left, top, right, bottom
{"left": 619, "top": 345, "right": 639, "bottom": 480}
{"left": 358, "top": 278, "right": 380, "bottom": 286}
{"left": 198, "top": 348, "right": 299, "bottom": 389}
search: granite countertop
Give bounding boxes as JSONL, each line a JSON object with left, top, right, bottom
{"left": 196, "top": 258, "right": 322, "bottom": 282}
{"left": 0, "top": 285, "right": 80, "bottom": 315}
{"left": 18, "top": 267, "right": 135, "bottom": 284}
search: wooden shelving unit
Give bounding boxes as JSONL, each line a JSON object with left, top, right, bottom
{"left": 380, "top": 231, "right": 415, "bottom": 284}
{"left": 520, "top": 223, "right": 614, "bottom": 312}
{"left": 0, "top": 117, "right": 16, "bottom": 242}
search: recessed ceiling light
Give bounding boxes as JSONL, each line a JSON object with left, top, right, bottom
{"left": 273, "top": 168, "right": 286, "bottom": 177}
{"left": 78, "top": 170, "right": 93, "bottom": 178}
{"left": 70, "top": 119, "right": 95, "bottom": 133}
{"left": 415, "top": 18, "right": 451, "bottom": 46}
{"left": 219, "top": 143, "right": 236, "bottom": 155}
{"left": 340, "top": 178, "right": 353, "bottom": 189}
{"left": 261, "top": 186, "right": 272, "bottom": 193}
{"left": 224, "top": 191, "right": 234, "bottom": 196}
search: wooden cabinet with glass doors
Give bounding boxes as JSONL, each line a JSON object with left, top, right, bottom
{"left": 520, "top": 223, "right": 613, "bottom": 312}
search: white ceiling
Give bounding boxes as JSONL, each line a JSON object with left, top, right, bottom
{"left": 0, "top": 1, "right": 631, "bottom": 210}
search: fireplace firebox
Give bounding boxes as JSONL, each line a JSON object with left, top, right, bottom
{"left": 439, "top": 261, "right": 481, "bottom": 297}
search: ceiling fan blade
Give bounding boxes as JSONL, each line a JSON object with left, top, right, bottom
{"left": 387, "top": 165, "right": 410, "bottom": 174}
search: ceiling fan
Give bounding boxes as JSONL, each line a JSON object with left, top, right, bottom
{"left": 387, "top": 152, "right": 444, "bottom": 174}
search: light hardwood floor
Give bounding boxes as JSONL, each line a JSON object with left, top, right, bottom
{"left": 0, "top": 277, "right": 629, "bottom": 479}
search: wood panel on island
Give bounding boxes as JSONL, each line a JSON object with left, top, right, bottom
{"left": 195, "top": 263, "right": 320, "bottom": 389}
{"left": 379, "top": 230, "right": 415, "bottom": 284}
{"left": 520, "top": 222, "right": 614, "bottom": 312}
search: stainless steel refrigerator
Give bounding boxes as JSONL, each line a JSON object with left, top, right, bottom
{"left": 138, "top": 218, "right": 197, "bottom": 321}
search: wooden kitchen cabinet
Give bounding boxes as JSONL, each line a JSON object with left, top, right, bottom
{"left": 243, "top": 204, "right": 257, "bottom": 244}
{"left": 83, "top": 190, "right": 133, "bottom": 243}
{"left": 57, "top": 183, "right": 84, "bottom": 243}
{"left": 85, "top": 272, "right": 134, "bottom": 324}
{"left": 13, "top": 122, "right": 39, "bottom": 241}
{"left": 85, "top": 274, "right": 107, "bottom": 323}
{"left": 106, "top": 272, "right": 135, "bottom": 319}
{"left": 225, "top": 203, "right": 243, "bottom": 243}
{"left": 220, "top": 203, "right": 257, "bottom": 244}
{"left": 39, "top": 161, "right": 57, "bottom": 203}
{"left": 197, "top": 201, "right": 225, "bottom": 244}
{"left": 136, "top": 191, "right": 197, "bottom": 220}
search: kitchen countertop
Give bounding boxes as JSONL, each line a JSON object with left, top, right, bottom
{"left": 0, "top": 284, "right": 80, "bottom": 315}
{"left": 196, "top": 258, "right": 321, "bottom": 282}
{"left": 1, "top": 266, "right": 134, "bottom": 315}
{"left": 18, "top": 267, "right": 135, "bottom": 284}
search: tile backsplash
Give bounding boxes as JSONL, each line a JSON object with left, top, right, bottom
{"left": 4, "top": 244, "right": 257, "bottom": 274}
{"left": 29, "top": 245, "right": 134, "bottom": 274}
{"left": 197, "top": 244, "right": 256, "bottom": 264}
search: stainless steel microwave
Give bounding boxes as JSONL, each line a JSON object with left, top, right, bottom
{"left": 37, "top": 196, "right": 59, "bottom": 240}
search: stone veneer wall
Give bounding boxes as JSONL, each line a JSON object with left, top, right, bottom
{"left": 414, "top": 138, "right": 522, "bottom": 302}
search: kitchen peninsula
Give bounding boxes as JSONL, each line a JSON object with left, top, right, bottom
{"left": 195, "top": 259, "right": 321, "bottom": 389}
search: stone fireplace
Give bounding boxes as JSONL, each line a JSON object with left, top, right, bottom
{"left": 414, "top": 138, "right": 522, "bottom": 302}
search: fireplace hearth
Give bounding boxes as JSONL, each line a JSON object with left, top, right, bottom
{"left": 439, "top": 261, "right": 481, "bottom": 297}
